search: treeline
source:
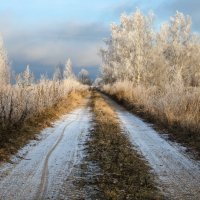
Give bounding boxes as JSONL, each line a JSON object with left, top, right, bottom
{"left": 100, "top": 10, "right": 200, "bottom": 147}
{"left": 101, "top": 10, "right": 200, "bottom": 86}
{"left": 0, "top": 37, "right": 87, "bottom": 130}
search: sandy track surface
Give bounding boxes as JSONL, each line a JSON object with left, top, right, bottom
{"left": 103, "top": 95, "right": 200, "bottom": 200}
{"left": 0, "top": 106, "right": 92, "bottom": 200}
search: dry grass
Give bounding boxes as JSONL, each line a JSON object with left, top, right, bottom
{"left": 0, "top": 79, "right": 87, "bottom": 130}
{"left": 0, "top": 90, "right": 88, "bottom": 162}
{"left": 102, "top": 81, "right": 200, "bottom": 157}
{"left": 84, "top": 91, "right": 162, "bottom": 199}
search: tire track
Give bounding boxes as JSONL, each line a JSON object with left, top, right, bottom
{"left": 35, "top": 113, "right": 80, "bottom": 200}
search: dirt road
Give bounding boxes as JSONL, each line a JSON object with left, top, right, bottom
{"left": 103, "top": 95, "right": 200, "bottom": 200}
{"left": 1, "top": 94, "right": 200, "bottom": 200}
{"left": 0, "top": 105, "right": 92, "bottom": 200}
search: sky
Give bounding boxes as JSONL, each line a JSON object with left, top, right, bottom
{"left": 0, "top": 0, "right": 200, "bottom": 78}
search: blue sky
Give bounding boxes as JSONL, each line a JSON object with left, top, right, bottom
{"left": 0, "top": 0, "right": 199, "bottom": 78}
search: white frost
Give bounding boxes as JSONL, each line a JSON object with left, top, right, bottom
{"left": 0, "top": 107, "right": 92, "bottom": 200}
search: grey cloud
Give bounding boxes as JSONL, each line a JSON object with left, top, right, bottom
{"left": 0, "top": 20, "right": 109, "bottom": 72}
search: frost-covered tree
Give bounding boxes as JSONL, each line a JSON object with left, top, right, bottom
{"left": 0, "top": 36, "right": 10, "bottom": 85}
{"left": 16, "top": 65, "right": 34, "bottom": 87}
{"left": 63, "top": 58, "right": 75, "bottom": 79}
{"left": 101, "top": 9, "right": 154, "bottom": 85}
{"left": 93, "top": 77, "right": 103, "bottom": 87}
{"left": 158, "top": 12, "right": 200, "bottom": 86}
{"left": 23, "top": 65, "right": 34, "bottom": 86}
{"left": 78, "top": 69, "right": 90, "bottom": 85}
{"left": 101, "top": 10, "right": 200, "bottom": 87}
{"left": 53, "top": 65, "right": 63, "bottom": 81}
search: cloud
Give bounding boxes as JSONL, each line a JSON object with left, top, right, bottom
{"left": 0, "top": 15, "right": 109, "bottom": 73}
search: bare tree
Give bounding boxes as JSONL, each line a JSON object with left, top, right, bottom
{"left": 63, "top": 58, "right": 75, "bottom": 79}
{"left": 16, "top": 65, "right": 35, "bottom": 87}
{"left": 53, "top": 65, "right": 63, "bottom": 81}
{"left": 157, "top": 12, "right": 200, "bottom": 87}
{"left": 0, "top": 36, "right": 10, "bottom": 85}
{"left": 100, "top": 9, "right": 154, "bottom": 85}
{"left": 78, "top": 69, "right": 90, "bottom": 85}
